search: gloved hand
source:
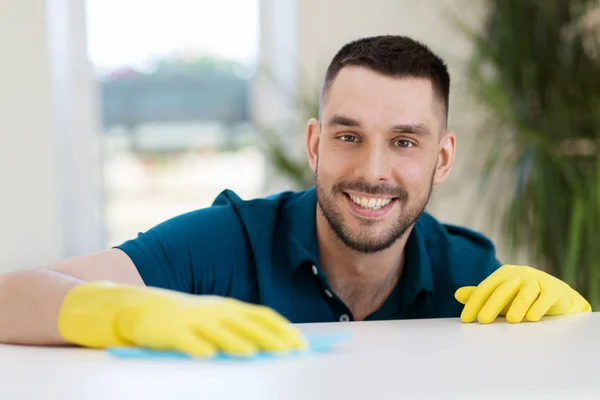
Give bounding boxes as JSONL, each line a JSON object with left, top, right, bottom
{"left": 58, "top": 281, "right": 307, "bottom": 357}
{"left": 455, "top": 265, "right": 591, "bottom": 324}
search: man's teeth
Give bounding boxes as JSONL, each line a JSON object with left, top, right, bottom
{"left": 349, "top": 194, "right": 393, "bottom": 210}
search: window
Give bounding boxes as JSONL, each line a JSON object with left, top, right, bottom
{"left": 86, "top": 0, "right": 265, "bottom": 246}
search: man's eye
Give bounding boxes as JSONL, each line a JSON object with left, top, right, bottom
{"left": 395, "top": 140, "right": 414, "bottom": 148}
{"left": 339, "top": 135, "right": 359, "bottom": 143}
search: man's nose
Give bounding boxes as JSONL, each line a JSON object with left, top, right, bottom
{"left": 358, "top": 143, "right": 391, "bottom": 183}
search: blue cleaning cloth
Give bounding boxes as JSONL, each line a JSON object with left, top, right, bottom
{"left": 107, "top": 332, "right": 352, "bottom": 361}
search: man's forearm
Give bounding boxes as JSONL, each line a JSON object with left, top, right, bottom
{"left": 0, "top": 269, "right": 82, "bottom": 345}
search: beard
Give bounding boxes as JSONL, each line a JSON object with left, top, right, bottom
{"left": 315, "top": 166, "right": 435, "bottom": 254}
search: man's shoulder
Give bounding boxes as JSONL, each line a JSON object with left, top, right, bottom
{"left": 416, "top": 211, "right": 496, "bottom": 253}
{"left": 124, "top": 188, "right": 310, "bottom": 253}
{"left": 213, "top": 187, "right": 308, "bottom": 208}
{"left": 115, "top": 187, "right": 313, "bottom": 294}
{"left": 211, "top": 187, "right": 314, "bottom": 222}
{"left": 415, "top": 212, "right": 501, "bottom": 284}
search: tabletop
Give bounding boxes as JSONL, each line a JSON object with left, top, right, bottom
{"left": 1, "top": 313, "right": 599, "bottom": 400}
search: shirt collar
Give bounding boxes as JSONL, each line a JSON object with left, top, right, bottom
{"left": 283, "top": 186, "right": 434, "bottom": 294}
{"left": 284, "top": 187, "right": 319, "bottom": 271}
{"left": 402, "top": 219, "right": 435, "bottom": 295}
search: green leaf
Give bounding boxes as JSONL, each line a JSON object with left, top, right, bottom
{"left": 460, "top": 0, "right": 600, "bottom": 303}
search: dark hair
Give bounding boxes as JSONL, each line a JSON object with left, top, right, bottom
{"left": 321, "top": 35, "right": 450, "bottom": 121}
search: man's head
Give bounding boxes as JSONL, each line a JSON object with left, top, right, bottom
{"left": 306, "top": 35, "right": 456, "bottom": 254}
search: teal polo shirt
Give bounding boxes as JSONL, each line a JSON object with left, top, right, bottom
{"left": 115, "top": 187, "right": 502, "bottom": 322}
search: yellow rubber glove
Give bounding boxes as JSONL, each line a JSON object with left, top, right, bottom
{"left": 58, "top": 281, "right": 308, "bottom": 357}
{"left": 455, "top": 265, "right": 591, "bottom": 324}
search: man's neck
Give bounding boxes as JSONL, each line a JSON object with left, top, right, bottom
{"left": 316, "top": 210, "right": 413, "bottom": 320}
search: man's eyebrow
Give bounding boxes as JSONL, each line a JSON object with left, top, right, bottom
{"left": 326, "top": 114, "right": 362, "bottom": 128}
{"left": 326, "top": 115, "right": 431, "bottom": 136}
{"left": 390, "top": 123, "right": 431, "bottom": 136}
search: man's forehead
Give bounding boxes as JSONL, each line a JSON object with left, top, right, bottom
{"left": 326, "top": 66, "right": 433, "bottom": 95}
{"left": 321, "top": 67, "right": 445, "bottom": 130}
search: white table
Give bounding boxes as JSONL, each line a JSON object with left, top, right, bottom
{"left": 1, "top": 313, "right": 598, "bottom": 400}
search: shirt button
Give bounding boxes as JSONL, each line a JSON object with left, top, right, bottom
{"left": 324, "top": 289, "right": 333, "bottom": 298}
{"left": 339, "top": 314, "right": 350, "bottom": 322}
{"left": 311, "top": 265, "right": 318, "bottom": 275}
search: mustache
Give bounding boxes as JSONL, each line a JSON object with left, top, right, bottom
{"left": 332, "top": 180, "right": 407, "bottom": 199}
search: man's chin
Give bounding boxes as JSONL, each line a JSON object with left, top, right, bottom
{"left": 338, "top": 230, "right": 399, "bottom": 253}
{"left": 343, "top": 209, "right": 392, "bottom": 228}
{"left": 343, "top": 238, "right": 398, "bottom": 254}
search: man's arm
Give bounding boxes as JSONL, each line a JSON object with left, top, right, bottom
{"left": 0, "top": 249, "right": 143, "bottom": 345}
{"left": 0, "top": 202, "right": 306, "bottom": 356}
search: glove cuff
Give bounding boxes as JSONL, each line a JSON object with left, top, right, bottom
{"left": 58, "top": 281, "right": 138, "bottom": 348}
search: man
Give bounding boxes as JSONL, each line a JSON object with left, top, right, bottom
{"left": 0, "top": 36, "right": 590, "bottom": 358}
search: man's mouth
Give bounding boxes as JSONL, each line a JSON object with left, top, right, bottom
{"left": 342, "top": 192, "right": 398, "bottom": 219}
{"left": 344, "top": 192, "right": 398, "bottom": 211}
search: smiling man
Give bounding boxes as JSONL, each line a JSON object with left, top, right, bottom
{"left": 0, "top": 35, "right": 590, "bottom": 358}
{"left": 307, "top": 53, "right": 456, "bottom": 322}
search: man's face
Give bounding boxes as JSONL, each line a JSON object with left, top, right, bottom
{"left": 306, "top": 66, "right": 455, "bottom": 254}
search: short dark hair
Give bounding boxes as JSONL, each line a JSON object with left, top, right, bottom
{"left": 321, "top": 35, "right": 450, "bottom": 122}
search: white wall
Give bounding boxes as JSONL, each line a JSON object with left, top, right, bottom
{"left": 0, "top": 0, "right": 104, "bottom": 272}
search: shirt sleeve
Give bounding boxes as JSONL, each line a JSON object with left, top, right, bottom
{"left": 114, "top": 201, "right": 253, "bottom": 295}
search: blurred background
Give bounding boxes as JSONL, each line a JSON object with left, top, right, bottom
{"left": 1, "top": 0, "right": 598, "bottom": 304}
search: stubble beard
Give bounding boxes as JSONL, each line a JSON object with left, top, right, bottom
{"left": 315, "top": 166, "right": 435, "bottom": 254}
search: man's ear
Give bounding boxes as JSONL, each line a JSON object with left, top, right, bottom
{"left": 305, "top": 118, "right": 320, "bottom": 173}
{"left": 433, "top": 130, "right": 456, "bottom": 185}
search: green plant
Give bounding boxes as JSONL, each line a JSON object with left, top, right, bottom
{"left": 258, "top": 124, "right": 315, "bottom": 189}
{"left": 460, "top": 1, "right": 600, "bottom": 306}
{"left": 254, "top": 67, "right": 321, "bottom": 190}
